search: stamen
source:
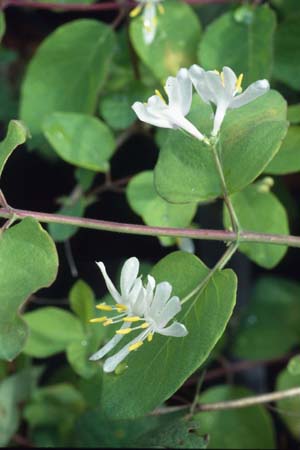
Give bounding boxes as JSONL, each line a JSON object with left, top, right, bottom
{"left": 147, "top": 332, "right": 154, "bottom": 342}
{"left": 144, "top": 23, "right": 153, "bottom": 32}
{"left": 236, "top": 73, "right": 243, "bottom": 93}
{"left": 155, "top": 89, "right": 166, "bottom": 104}
{"left": 115, "top": 303, "right": 127, "bottom": 311}
{"left": 129, "top": 5, "right": 142, "bottom": 17}
{"left": 152, "top": 16, "right": 158, "bottom": 26}
{"left": 96, "top": 304, "right": 113, "bottom": 312}
{"left": 220, "top": 71, "right": 225, "bottom": 86}
{"left": 158, "top": 3, "right": 165, "bottom": 14}
{"left": 140, "top": 322, "right": 150, "bottom": 329}
{"left": 89, "top": 317, "right": 107, "bottom": 323}
{"left": 213, "top": 70, "right": 220, "bottom": 75}
{"left": 129, "top": 341, "right": 144, "bottom": 351}
{"left": 116, "top": 328, "right": 132, "bottom": 335}
{"left": 123, "top": 316, "right": 142, "bottom": 323}
{"left": 103, "top": 319, "right": 113, "bottom": 326}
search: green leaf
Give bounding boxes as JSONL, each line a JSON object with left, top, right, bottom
{"left": 20, "top": 19, "right": 116, "bottom": 146}
{"left": 154, "top": 91, "right": 287, "bottom": 203}
{"left": 198, "top": 5, "right": 276, "bottom": 85}
{"left": 23, "top": 307, "right": 85, "bottom": 358}
{"left": 232, "top": 276, "right": 300, "bottom": 360}
{"left": 274, "top": 16, "right": 300, "bottom": 91}
{"left": 265, "top": 126, "right": 300, "bottom": 174}
{"left": 0, "top": 368, "right": 41, "bottom": 446}
{"left": 138, "top": 418, "right": 208, "bottom": 449}
{"left": 287, "top": 104, "right": 300, "bottom": 124}
{"left": 74, "top": 167, "right": 96, "bottom": 192}
{"left": 0, "top": 120, "right": 28, "bottom": 180}
{"left": 43, "top": 112, "right": 115, "bottom": 171}
{"left": 68, "top": 280, "right": 106, "bottom": 379}
{"left": 99, "top": 81, "right": 152, "bottom": 130}
{"left": 276, "top": 366, "right": 300, "bottom": 440}
{"left": 127, "top": 171, "right": 197, "bottom": 246}
{"left": 48, "top": 197, "right": 85, "bottom": 242}
{"left": 223, "top": 183, "right": 289, "bottom": 268}
{"left": 194, "top": 385, "right": 276, "bottom": 449}
{"left": 0, "top": 12, "right": 5, "bottom": 42}
{"left": 0, "top": 218, "right": 58, "bottom": 361}
{"left": 101, "top": 251, "right": 237, "bottom": 419}
{"left": 287, "top": 355, "right": 300, "bottom": 376}
{"left": 130, "top": 0, "right": 201, "bottom": 81}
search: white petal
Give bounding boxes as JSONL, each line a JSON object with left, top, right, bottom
{"left": 120, "top": 257, "right": 140, "bottom": 298}
{"left": 212, "top": 102, "right": 228, "bottom": 136}
{"left": 132, "top": 101, "right": 172, "bottom": 129}
{"left": 204, "top": 71, "right": 229, "bottom": 105}
{"left": 103, "top": 329, "right": 148, "bottom": 373}
{"left": 156, "top": 296, "right": 181, "bottom": 328}
{"left": 89, "top": 323, "right": 128, "bottom": 361}
{"left": 164, "top": 68, "right": 192, "bottom": 116}
{"left": 130, "top": 282, "right": 147, "bottom": 317}
{"left": 230, "top": 79, "right": 270, "bottom": 109}
{"left": 142, "top": 2, "right": 157, "bottom": 45}
{"left": 150, "top": 281, "right": 172, "bottom": 314}
{"left": 158, "top": 321, "right": 188, "bottom": 337}
{"left": 189, "top": 64, "right": 214, "bottom": 104}
{"left": 222, "top": 66, "right": 237, "bottom": 95}
{"left": 175, "top": 116, "right": 205, "bottom": 141}
{"left": 96, "top": 261, "right": 121, "bottom": 303}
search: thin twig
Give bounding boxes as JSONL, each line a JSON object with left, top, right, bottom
{"left": 0, "top": 205, "right": 300, "bottom": 247}
{"left": 150, "top": 387, "right": 300, "bottom": 415}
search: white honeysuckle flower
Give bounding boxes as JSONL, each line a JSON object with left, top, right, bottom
{"left": 132, "top": 68, "right": 207, "bottom": 142}
{"left": 103, "top": 280, "right": 188, "bottom": 373}
{"left": 130, "top": 0, "right": 165, "bottom": 45}
{"left": 89, "top": 257, "right": 188, "bottom": 373}
{"left": 189, "top": 65, "right": 270, "bottom": 136}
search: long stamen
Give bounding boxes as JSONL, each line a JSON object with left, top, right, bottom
{"left": 96, "top": 303, "right": 113, "bottom": 311}
{"left": 147, "top": 332, "right": 154, "bottom": 342}
{"left": 116, "top": 328, "right": 132, "bottom": 335}
{"left": 220, "top": 71, "right": 225, "bottom": 86}
{"left": 236, "top": 73, "right": 244, "bottom": 93}
{"left": 155, "top": 89, "right": 166, "bottom": 104}
{"left": 158, "top": 3, "right": 164, "bottom": 14}
{"left": 123, "top": 316, "right": 142, "bottom": 323}
{"left": 129, "top": 341, "right": 144, "bottom": 351}
{"left": 89, "top": 316, "right": 107, "bottom": 323}
{"left": 130, "top": 5, "right": 142, "bottom": 17}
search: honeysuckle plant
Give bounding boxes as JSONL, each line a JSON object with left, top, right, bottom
{"left": 1, "top": 1, "right": 300, "bottom": 448}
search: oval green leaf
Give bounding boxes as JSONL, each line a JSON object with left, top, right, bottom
{"left": 0, "top": 120, "right": 28, "bottom": 180}
{"left": 265, "top": 125, "right": 300, "bottom": 174}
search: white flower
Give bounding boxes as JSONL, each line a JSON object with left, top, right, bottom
{"left": 130, "top": 0, "right": 164, "bottom": 45}
{"left": 189, "top": 65, "right": 270, "bottom": 136}
{"left": 89, "top": 257, "right": 188, "bottom": 373}
{"left": 132, "top": 68, "right": 206, "bottom": 141}
{"left": 102, "top": 280, "right": 188, "bottom": 373}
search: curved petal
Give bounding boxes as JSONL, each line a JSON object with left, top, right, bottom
{"left": 149, "top": 281, "right": 172, "bottom": 315}
{"left": 103, "top": 329, "right": 148, "bottom": 373}
{"left": 189, "top": 64, "right": 213, "bottom": 104}
{"left": 230, "top": 79, "right": 270, "bottom": 109}
{"left": 89, "top": 323, "right": 128, "bottom": 361}
{"left": 212, "top": 102, "right": 228, "bottom": 136}
{"left": 96, "top": 261, "right": 121, "bottom": 303}
{"left": 165, "top": 68, "right": 192, "bottom": 116}
{"left": 158, "top": 321, "right": 188, "bottom": 337}
{"left": 204, "top": 71, "right": 229, "bottom": 105}
{"left": 222, "top": 66, "right": 237, "bottom": 95}
{"left": 132, "top": 101, "right": 172, "bottom": 128}
{"left": 120, "top": 257, "right": 140, "bottom": 298}
{"left": 156, "top": 296, "right": 181, "bottom": 328}
{"left": 142, "top": 2, "right": 157, "bottom": 45}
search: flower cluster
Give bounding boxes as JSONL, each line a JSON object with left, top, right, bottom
{"left": 89, "top": 257, "right": 187, "bottom": 373}
{"left": 130, "top": 0, "right": 165, "bottom": 45}
{"left": 132, "top": 65, "right": 270, "bottom": 140}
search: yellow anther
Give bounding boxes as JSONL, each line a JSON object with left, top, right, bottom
{"left": 213, "top": 69, "right": 220, "bottom": 75}
{"left": 236, "top": 73, "right": 244, "bottom": 93}
{"left": 220, "top": 71, "right": 225, "bottom": 86}
{"left": 129, "top": 5, "right": 142, "bottom": 17}
{"left": 140, "top": 322, "right": 150, "bottom": 329}
{"left": 155, "top": 89, "right": 166, "bottom": 103}
{"left": 123, "top": 316, "right": 141, "bottom": 323}
{"left": 158, "top": 3, "right": 165, "bottom": 14}
{"left": 96, "top": 304, "right": 113, "bottom": 311}
{"left": 147, "top": 332, "right": 154, "bottom": 342}
{"left": 129, "top": 341, "right": 144, "bottom": 351}
{"left": 103, "top": 319, "right": 113, "bottom": 326}
{"left": 152, "top": 16, "right": 158, "bottom": 26}
{"left": 116, "top": 328, "right": 132, "bottom": 335}
{"left": 144, "top": 23, "right": 153, "bottom": 32}
{"left": 89, "top": 317, "right": 107, "bottom": 323}
{"left": 116, "top": 303, "right": 127, "bottom": 311}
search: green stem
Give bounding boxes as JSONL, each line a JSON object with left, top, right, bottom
{"left": 211, "top": 142, "right": 241, "bottom": 234}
